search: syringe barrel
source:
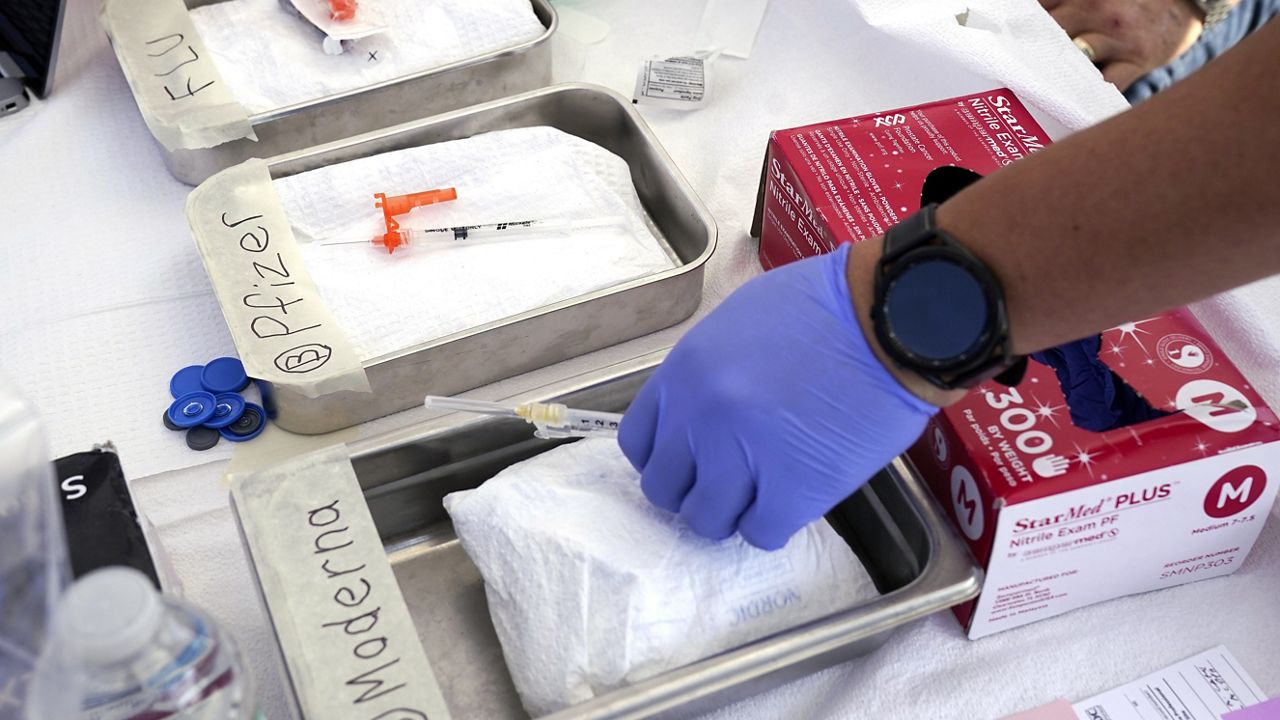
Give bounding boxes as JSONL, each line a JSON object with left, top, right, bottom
{"left": 561, "top": 408, "right": 622, "bottom": 437}
{"left": 518, "top": 402, "right": 622, "bottom": 439}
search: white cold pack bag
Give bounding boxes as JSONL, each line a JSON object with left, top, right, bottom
{"left": 443, "top": 439, "right": 880, "bottom": 716}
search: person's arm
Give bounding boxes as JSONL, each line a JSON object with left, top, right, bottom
{"left": 619, "top": 22, "right": 1280, "bottom": 551}
{"left": 849, "top": 18, "right": 1280, "bottom": 407}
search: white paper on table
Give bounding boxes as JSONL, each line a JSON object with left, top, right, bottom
{"left": 694, "top": 0, "right": 769, "bottom": 59}
{"left": 1074, "top": 646, "right": 1267, "bottom": 720}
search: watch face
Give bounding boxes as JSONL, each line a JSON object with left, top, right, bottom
{"left": 882, "top": 256, "right": 991, "bottom": 366}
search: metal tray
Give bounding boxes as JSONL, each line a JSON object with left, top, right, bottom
{"left": 160, "top": 0, "right": 556, "bottom": 184}
{"left": 259, "top": 84, "right": 717, "bottom": 434}
{"left": 264, "top": 351, "right": 979, "bottom": 719}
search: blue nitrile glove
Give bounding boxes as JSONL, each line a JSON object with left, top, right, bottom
{"left": 618, "top": 243, "right": 937, "bottom": 551}
{"left": 1032, "top": 335, "right": 1169, "bottom": 432}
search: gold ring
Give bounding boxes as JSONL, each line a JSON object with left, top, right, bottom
{"left": 1073, "top": 37, "right": 1097, "bottom": 62}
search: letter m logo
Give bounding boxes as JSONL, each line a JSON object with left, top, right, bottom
{"left": 950, "top": 466, "right": 984, "bottom": 541}
{"left": 1204, "top": 465, "right": 1267, "bottom": 519}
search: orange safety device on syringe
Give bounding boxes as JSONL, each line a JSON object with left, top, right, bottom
{"left": 329, "top": 0, "right": 358, "bottom": 21}
{"left": 374, "top": 187, "right": 458, "bottom": 254}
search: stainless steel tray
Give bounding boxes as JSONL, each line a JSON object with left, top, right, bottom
{"left": 161, "top": 0, "right": 556, "bottom": 184}
{"left": 253, "top": 352, "right": 980, "bottom": 719}
{"left": 260, "top": 84, "right": 717, "bottom": 434}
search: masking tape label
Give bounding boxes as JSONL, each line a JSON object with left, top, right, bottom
{"left": 101, "top": 0, "right": 254, "bottom": 150}
{"left": 231, "top": 446, "right": 452, "bottom": 720}
{"left": 186, "top": 159, "right": 370, "bottom": 398}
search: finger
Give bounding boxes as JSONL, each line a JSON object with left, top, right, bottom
{"left": 639, "top": 429, "right": 697, "bottom": 514}
{"left": 1101, "top": 60, "right": 1146, "bottom": 91}
{"left": 1073, "top": 31, "right": 1121, "bottom": 64}
{"left": 737, "top": 465, "right": 852, "bottom": 551}
{"left": 1049, "top": 5, "right": 1090, "bottom": 37}
{"left": 618, "top": 375, "right": 663, "bottom": 471}
{"left": 678, "top": 436, "right": 755, "bottom": 541}
{"left": 1038, "top": 0, "right": 1064, "bottom": 10}
{"left": 738, "top": 490, "right": 814, "bottom": 551}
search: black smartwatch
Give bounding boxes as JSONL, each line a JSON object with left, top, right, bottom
{"left": 870, "top": 203, "right": 1026, "bottom": 390}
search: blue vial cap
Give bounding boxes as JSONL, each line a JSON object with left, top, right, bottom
{"left": 201, "top": 357, "right": 250, "bottom": 394}
{"left": 203, "top": 393, "right": 247, "bottom": 429}
{"left": 167, "top": 391, "right": 217, "bottom": 429}
{"left": 219, "top": 403, "right": 266, "bottom": 442}
{"left": 169, "top": 365, "right": 206, "bottom": 399}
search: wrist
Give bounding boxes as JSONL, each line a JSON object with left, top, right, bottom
{"left": 845, "top": 239, "right": 967, "bottom": 409}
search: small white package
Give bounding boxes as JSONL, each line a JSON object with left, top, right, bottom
{"left": 633, "top": 55, "right": 710, "bottom": 111}
{"left": 443, "top": 439, "right": 879, "bottom": 716}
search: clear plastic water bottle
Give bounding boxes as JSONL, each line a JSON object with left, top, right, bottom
{"left": 0, "top": 376, "right": 69, "bottom": 720}
{"left": 27, "top": 567, "right": 259, "bottom": 720}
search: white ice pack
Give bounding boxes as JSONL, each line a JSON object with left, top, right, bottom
{"left": 443, "top": 439, "right": 879, "bottom": 716}
{"left": 273, "top": 126, "right": 675, "bottom": 362}
{"left": 189, "top": 0, "right": 545, "bottom": 113}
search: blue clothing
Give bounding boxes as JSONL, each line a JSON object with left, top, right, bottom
{"left": 1126, "top": 0, "right": 1280, "bottom": 103}
{"left": 1031, "top": 336, "right": 1170, "bottom": 432}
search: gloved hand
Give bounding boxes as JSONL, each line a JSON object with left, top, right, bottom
{"left": 618, "top": 243, "right": 937, "bottom": 551}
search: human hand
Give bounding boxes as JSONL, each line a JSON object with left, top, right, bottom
{"left": 1041, "top": 0, "right": 1205, "bottom": 90}
{"left": 617, "top": 243, "right": 937, "bottom": 550}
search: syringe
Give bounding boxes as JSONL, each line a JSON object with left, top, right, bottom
{"left": 424, "top": 396, "right": 622, "bottom": 439}
{"left": 320, "top": 216, "right": 629, "bottom": 253}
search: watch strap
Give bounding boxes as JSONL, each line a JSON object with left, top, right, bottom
{"left": 993, "top": 357, "right": 1029, "bottom": 386}
{"left": 881, "top": 202, "right": 937, "bottom": 264}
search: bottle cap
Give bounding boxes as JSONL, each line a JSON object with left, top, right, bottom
{"left": 203, "top": 393, "right": 246, "bottom": 430}
{"left": 56, "top": 567, "right": 164, "bottom": 666}
{"left": 167, "top": 392, "right": 216, "bottom": 429}
{"left": 169, "top": 365, "right": 205, "bottom": 399}
{"left": 162, "top": 408, "right": 182, "bottom": 431}
{"left": 186, "top": 426, "right": 221, "bottom": 451}
{"left": 219, "top": 403, "right": 266, "bottom": 442}
{"left": 200, "top": 357, "right": 250, "bottom": 394}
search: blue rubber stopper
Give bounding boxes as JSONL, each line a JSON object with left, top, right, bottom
{"left": 201, "top": 357, "right": 250, "bottom": 394}
{"left": 169, "top": 365, "right": 206, "bottom": 399}
{"left": 167, "top": 391, "right": 217, "bottom": 429}
{"left": 203, "top": 393, "right": 247, "bottom": 430}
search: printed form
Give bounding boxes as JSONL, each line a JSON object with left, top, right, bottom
{"left": 1075, "top": 646, "right": 1267, "bottom": 720}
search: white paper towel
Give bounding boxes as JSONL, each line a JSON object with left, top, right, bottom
{"left": 847, "top": 0, "right": 1130, "bottom": 135}
{"left": 274, "top": 126, "right": 676, "bottom": 362}
{"left": 696, "top": 513, "right": 1280, "bottom": 720}
{"left": 1193, "top": 280, "right": 1280, "bottom": 410}
{"left": 189, "top": 0, "right": 545, "bottom": 114}
{"left": 444, "top": 438, "right": 880, "bottom": 716}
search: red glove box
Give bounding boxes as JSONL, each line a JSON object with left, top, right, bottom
{"left": 751, "top": 88, "right": 1049, "bottom": 268}
{"left": 908, "top": 309, "right": 1280, "bottom": 639}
